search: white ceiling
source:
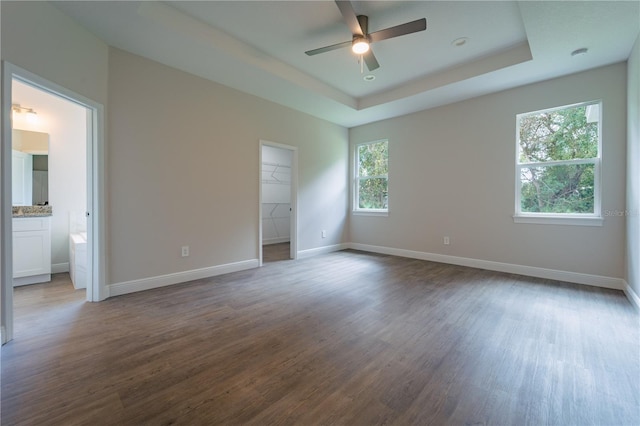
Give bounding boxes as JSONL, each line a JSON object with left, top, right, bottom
{"left": 52, "top": 1, "right": 639, "bottom": 128}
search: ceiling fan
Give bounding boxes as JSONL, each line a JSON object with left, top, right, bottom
{"left": 305, "top": 0, "right": 427, "bottom": 71}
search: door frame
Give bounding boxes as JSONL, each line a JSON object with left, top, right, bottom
{"left": 1, "top": 61, "right": 106, "bottom": 344}
{"left": 258, "top": 140, "right": 298, "bottom": 265}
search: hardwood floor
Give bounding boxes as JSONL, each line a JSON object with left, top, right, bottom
{"left": 2, "top": 250, "right": 639, "bottom": 425}
{"left": 263, "top": 242, "right": 291, "bottom": 263}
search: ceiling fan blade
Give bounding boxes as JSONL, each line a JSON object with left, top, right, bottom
{"left": 364, "top": 50, "right": 380, "bottom": 71}
{"left": 335, "top": 0, "right": 364, "bottom": 36}
{"left": 369, "top": 18, "right": 427, "bottom": 43}
{"left": 305, "top": 40, "right": 352, "bottom": 56}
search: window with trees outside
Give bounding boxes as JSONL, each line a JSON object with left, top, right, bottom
{"left": 354, "top": 140, "right": 388, "bottom": 213}
{"left": 515, "top": 101, "right": 601, "bottom": 225}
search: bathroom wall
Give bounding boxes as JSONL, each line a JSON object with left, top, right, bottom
{"left": 262, "top": 145, "right": 292, "bottom": 245}
{"left": 12, "top": 80, "right": 87, "bottom": 272}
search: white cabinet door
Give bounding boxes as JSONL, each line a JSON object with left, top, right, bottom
{"left": 13, "top": 218, "right": 51, "bottom": 279}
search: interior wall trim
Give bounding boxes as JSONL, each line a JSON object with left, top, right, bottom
{"left": 623, "top": 280, "right": 640, "bottom": 311}
{"left": 349, "top": 243, "right": 625, "bottom": 291}
{"left": 108, "top": 259, "right": 259, "bottom": 298}
{"left": 51, "top": 262, "right": 70, "bottom": 274}
{"left": 263, "top": 237, "right": 290, "bottom": 246}
{"left": 297, "top": 243, "right": 349, "bottom": 259}
{"left": 105, "top": 242, "right": 634, "bottom": 311}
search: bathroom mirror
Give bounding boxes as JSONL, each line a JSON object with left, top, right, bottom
{"left": 12, "top": 129, "right": 49, "bottom": 206}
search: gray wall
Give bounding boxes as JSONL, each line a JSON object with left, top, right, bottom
{"left": 2, "top": 2, "right": 348, "bottom": 290}
{"left": 350, "top": 63, "right": 627, "bottom": 279}
{"left": 627, "top": 34, "right": 640, "bottom": 299}
{"left": 1, "top": 1, "right": 634, "bottom": 300}
{"left": 108, "top": 48, "right": 348, "bottom": 283}
{"left": 0, "top": 1, "right": 108, "bottom": 105}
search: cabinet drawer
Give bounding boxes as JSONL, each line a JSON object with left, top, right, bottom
{"left": 13, "top": 217, "right": 49, "bottom": 232}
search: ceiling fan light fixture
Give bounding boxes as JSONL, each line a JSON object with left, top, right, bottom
{"left": 352, "top": 37, "right": 370, "bottom": 54}
{"left": 305, "top": 1, "right": 427, "bottom": 73}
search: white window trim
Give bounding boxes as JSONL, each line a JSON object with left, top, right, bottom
{"left": 514, "top": 100, "right": 603, "bottom": 226}
{"left": 353, "top": 139, "right": 388, "bottom": 215}
{"left": 353, "top": 210, "right": 389, "bottom": 217}
{"left": 513, "top": 214, "right": 603, "bottom": 226}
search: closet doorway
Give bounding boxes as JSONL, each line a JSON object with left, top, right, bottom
{"left": 259, "top": 140, "right": 297, "bottom": 265}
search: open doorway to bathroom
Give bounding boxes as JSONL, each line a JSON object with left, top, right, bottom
{"left": 2, "top": 63, "right": 104, "bottom": 344}
{"left": 9, "top": 78, "right": 88, "bottom": 334}
{"left": 12, "top": 79, "right": 88, "bottom": 291}
{"left": 259, "top": 140, "right": 298, "bottom": 264}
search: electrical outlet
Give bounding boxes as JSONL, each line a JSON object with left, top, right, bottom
{"left": 443, "top": 236, "right": 450, "bottom": 245}
{"left": 181, "top": 246, "right": 189, "bottom": 257}
{"left": 322, "top": 230, "right": 327, "bottom": 238}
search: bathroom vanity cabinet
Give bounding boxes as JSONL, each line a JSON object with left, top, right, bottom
{"left": 13, "top": 216, "right": 51, "bottom": 286}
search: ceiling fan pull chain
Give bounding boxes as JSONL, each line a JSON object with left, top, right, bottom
{"left": 360, "top": 54, "right": 364, "bottom": 73}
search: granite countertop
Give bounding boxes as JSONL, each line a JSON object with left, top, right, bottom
{"left": 12, "top": 205, "right": 52, "bottom": 217}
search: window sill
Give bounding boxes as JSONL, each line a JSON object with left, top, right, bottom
{"left": 353, "top": 210, "right": 388, "bottom": 217}
{"left": 513, "top": 214, "right": 603, "bottom": 227}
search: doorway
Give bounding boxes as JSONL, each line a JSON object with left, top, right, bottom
{"left": 259, "top": 140, "right": 298, "bottom": 265}
{"left": 12, "top": 79, "right": 87, "bottom": 290}
{"left": 1, "top": 62, "right": 105, "bottom": 344}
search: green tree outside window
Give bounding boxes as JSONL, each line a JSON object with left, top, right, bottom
{"left": 355, "top": 140, "right": 388, "bottom": 211}
{"left": 517, "top": 103, "right": 600, "bottom": 214}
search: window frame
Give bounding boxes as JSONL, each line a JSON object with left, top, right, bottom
{"left": 353, "top": 139, "right": 389, "bottom": 216}
{"left": 514, "top": 100, "right": 603, "bottom": 226}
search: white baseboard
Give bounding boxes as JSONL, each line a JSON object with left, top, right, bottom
{"left": 623, "top": 280, "right": 640, "bottom": 311}
{"left": 348, "top": 243, "right": 624, "bottom": 290}
{"left": 52, "top": 262, "right": 70, "bottom": 274}
{"left": 108, "top": 259, "right": 260, "bottom": 297}
{"left": 263, "top": 237, "right": 290, "bottom": 245}
{"left": 13, "top": 274, "right": 52, "bottom": 286}
{"left": 297, "top": 243, "right": 350, "bottom": 259}
{"left": 102, "top": 243, "right": 632, "bottom": 306}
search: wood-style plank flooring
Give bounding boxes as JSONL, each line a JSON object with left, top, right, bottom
{"left": 262, "top": 242, "right": 291, "bottom": 263}
{"left": 2, "top": 249, "right": 639, "bottom": 425}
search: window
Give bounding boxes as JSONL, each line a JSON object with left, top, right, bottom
{"left": 354, "top": 140, "right": 388, "bottom": 213}
{"left": 515, "top": 101, "right": 602, "bottom": 225}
